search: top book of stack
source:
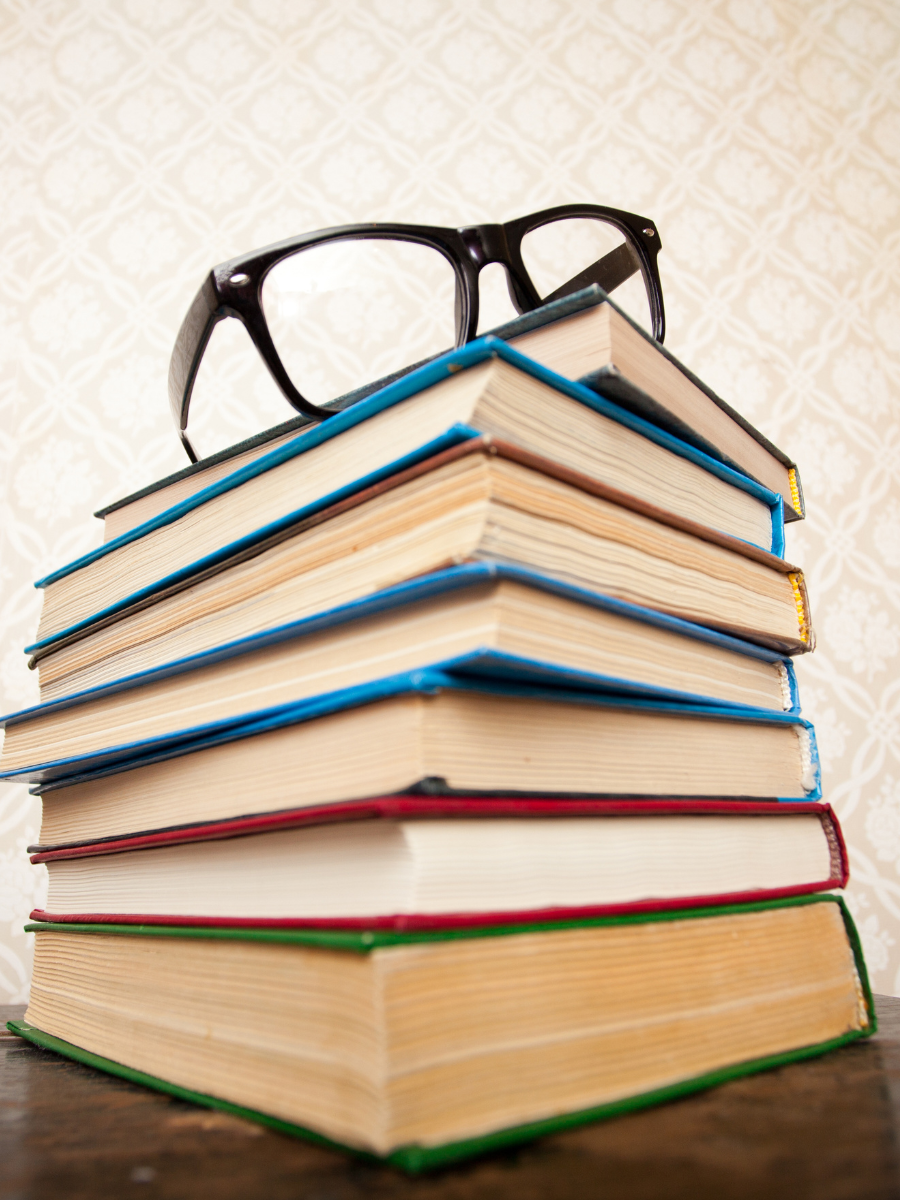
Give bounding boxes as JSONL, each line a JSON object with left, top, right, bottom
{"left": 96, "top": 287, "right": 804, "bottom": 541}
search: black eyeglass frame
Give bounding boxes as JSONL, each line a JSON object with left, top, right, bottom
{"left": 169, "top": 203, "right": 665, "bottom": 463}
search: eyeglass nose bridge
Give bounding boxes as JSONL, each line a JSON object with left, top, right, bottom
{"left": 458, "top": 223, "right": 510, "bottom": 270}
{"left": 458, "top": 224, "right": 539, "bottom": 327}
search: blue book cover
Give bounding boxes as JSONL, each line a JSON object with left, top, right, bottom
{"left": 14, "top": 562, "right": 801, "bottom": 724}
{"left": 1, "top": 659, "right": 819, "bottom": 798}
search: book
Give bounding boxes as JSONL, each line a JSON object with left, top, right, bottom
{"left": 29, "top": 440, "right": 811, "bottom": 709}
{"left": 0, "top": 615, "right": 817, "bottom": 786}
{"left": 32, "top": 340, "right": 789, "bottom": 654}
{"left": 17, "top": 679, "right": 821, "bottom": 841}
{"left": 29, "top": 799, "right": 847, "bottom": 927}
{"left": 12, "top": 896, "right": 872, "bottom": 1168}
{"left": 30, "top": 566, "right": 801, "bottom": 721}
{"left": 96, "top": 287, "right": 804, "bottom": 540}
{"left": 574, "top": 298, "right": 804, "bottom": 518}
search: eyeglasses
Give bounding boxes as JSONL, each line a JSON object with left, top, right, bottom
{"left": 169, "top": 204, "right": 665, "bottom": 462}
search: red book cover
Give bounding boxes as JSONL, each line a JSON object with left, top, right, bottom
{"left": 30, "top": 796, "right": 847, "bottom": 932}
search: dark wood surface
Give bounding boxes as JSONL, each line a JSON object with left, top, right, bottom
{"left": 3, "top": 998, "right": 900, "bottom": 1200}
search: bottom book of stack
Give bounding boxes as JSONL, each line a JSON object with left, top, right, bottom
{"left": 11, "top": 799, "right": 874, "bottom": 1172}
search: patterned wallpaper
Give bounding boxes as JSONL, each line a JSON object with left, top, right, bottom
{"left": 1, "top": 0, "right": 898, "bottom": 1001}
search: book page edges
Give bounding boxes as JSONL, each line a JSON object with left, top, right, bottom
{"left": 5, "top": 1019, "right": 868, "bottom": 1173}
{"left": 0, "top": 671, "right": 817, "bottom": 786}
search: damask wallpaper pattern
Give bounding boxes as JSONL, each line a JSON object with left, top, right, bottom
{"left": 0, "top": 0, "right": 898, "bottom": 1000}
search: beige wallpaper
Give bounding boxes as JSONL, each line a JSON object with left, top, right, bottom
{"left": 1, "top": 0, "right": 898, "bottom": 1001}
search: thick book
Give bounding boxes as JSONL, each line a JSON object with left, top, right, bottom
{"left": 29, "top": 440, "right": 811, "bottom": 708}
{"left": 32, "top": 563, "right": 803, "bottom": 710}
{"left": 96, "top": 287, "right": 804, "bottom": 540}
{"left": 0, "top": 621, "right": 818, "bottom": 788}
{"left": 19, "top": 679, "right": 822, "bottom": 848}
{"left": 26, "top": 570, "right": 801, "bottom": 740}
{"left": 12, "top": 896, "right": 872, "bottom": 1169}
{"left": 32, "top": 339, "right": 789, "bottom": 654}
{"left": 29, "top": 799, "right": 847, "bottom": 928}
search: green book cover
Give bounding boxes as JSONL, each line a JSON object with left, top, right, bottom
{"left": 9, "top": 895, "right": 875, "bottom": 1173}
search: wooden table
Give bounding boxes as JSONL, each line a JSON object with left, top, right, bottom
{"left": 3, "top": 998, "right": 900, "bottom": 1199}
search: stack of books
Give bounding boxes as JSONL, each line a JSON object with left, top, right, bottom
{"left": 4, "top": 288, "right": 873, "bottom": 1171}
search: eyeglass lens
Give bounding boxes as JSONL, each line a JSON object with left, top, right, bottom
{"left": 520, "top": 216, "right": 652, "bottom": 333}
{"left": 262, "top": 238, "right": 458, "bottom": 408}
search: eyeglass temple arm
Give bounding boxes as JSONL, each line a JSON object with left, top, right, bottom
{"left": 543, "top": 241, "right": 642, "bottom": 307}
{"left": 169, "top": 277, "right": 223, "bottom": 464}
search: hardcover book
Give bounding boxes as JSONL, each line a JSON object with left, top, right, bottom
{"left": 0, "top": 645, "right": 819, "bottom": 790}
{"left": 18, "top": 678, "right": 822, "bottom": 843}
{"left": 30, "top": 799, "right": 847, "bottom": 927}
{"left": 31, "top": 565, "right": 802, "bottom": 712}
{"left": 26, "top": 568, "right": 803, "bottom": 757}
{"left": 12, "top": 896, "right": 871, "bottom": 1170}
{"left": 96, "top": 287, "right": 804, "bottom": 539}
{"left": 29, "top": 438, "right": 810, "bottom": 709}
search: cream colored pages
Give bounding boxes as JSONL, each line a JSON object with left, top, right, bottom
{"left": 33, "top": 692, "right": 813, "bottom": 851}
{"left": 43, "top": 814, "right": 833, "bottom": 918}
{"left": 41, "top": 572, "right": 789, "bottom": 711}
{"left": 38, "top": 367, "right": 490, "bottom": 641}
{"left": 24, "top": 903, "right": 867, "bottom": 1153}
{"left": 36, "top": 454, "right": 799, "bottom": 702}
{"left": 376, "top": 904, "right": 864, "bottom": 1148}
{"left": 603, "top": 306, "right": 794, "bottom": 507}
{"left": 103, "top": 430, "right": 302, "bottom": 542}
